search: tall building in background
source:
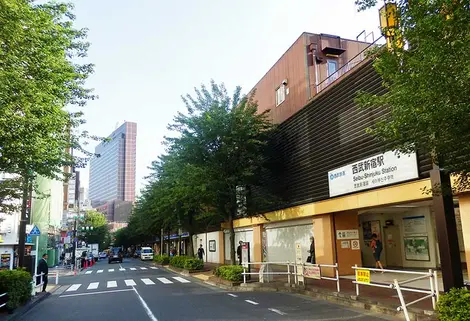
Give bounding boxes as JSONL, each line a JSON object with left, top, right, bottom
{"left": 89, "top": 122, "right": 137, "bottom": 215}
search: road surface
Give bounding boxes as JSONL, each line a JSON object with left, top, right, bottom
{"left": 22, "top": 258, "right": 399, "bottom": 321}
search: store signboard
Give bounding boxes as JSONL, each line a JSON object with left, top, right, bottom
{"left": 328, "top": 151, "right": 419, "bottom": 197}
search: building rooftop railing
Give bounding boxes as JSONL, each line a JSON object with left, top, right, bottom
{"left": 311, "top": 35, "right": 384, "bottom": 98}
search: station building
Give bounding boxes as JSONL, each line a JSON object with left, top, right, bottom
{"left": 196, "top": 32, "right": 467, "bottom": 281}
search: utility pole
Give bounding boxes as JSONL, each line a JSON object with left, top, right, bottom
{"left": 71, "top": 170, "right": 80, "bottom": 271}
{"left": 17, "top": 175, "right": 29, "bottom": 267}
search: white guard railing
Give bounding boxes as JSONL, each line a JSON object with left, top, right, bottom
{"left": 0, "top": 292, "right": 7, "bottom": 308}
{"left": 242, "top": 262, "right": 293, "bottom": 284}
{"left": 302, "top": 262, "right": 341, "bottom": 292}
{"left": 352, "top": 265, "right": 439, "bottom": 321}
{"left": 33, "top": 271, "right": 59, "bottom": 294}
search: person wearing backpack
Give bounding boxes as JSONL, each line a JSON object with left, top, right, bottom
{"left": 371, "top": 233, "right": 384, "bottom": 271}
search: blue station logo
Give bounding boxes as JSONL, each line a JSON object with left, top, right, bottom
{"left": 329, "top": 170, "right": 346, "bottom": 181}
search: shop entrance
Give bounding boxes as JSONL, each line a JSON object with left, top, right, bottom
{"left": 384, "top": 225, "right": 403, "bottom": 267}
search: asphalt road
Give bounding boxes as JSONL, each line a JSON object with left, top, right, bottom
{"left": 22, "top": 258, "right": 399, "bottom": 321}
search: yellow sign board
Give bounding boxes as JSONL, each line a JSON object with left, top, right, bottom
{"left": 356, "top": 269, "right": 370, "bottom": 284}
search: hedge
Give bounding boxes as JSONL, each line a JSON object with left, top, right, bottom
{"left": 214, "top": 265, "right": 243, "bottom": 282}
{"left": 0, "top": 269, "right": 32, "bottom": 310}
{"left": 437, "top": 287, "right": 470, "bottom": 321}
{"left": 153, "top": 255, "right": 170, "bottom": 265}
{"left": 169, "top": 256, "right": 203, "bottom": 271}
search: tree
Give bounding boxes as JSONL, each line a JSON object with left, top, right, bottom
{"left": 82, "top": 210, "right": 109, "bottom": 249}
{"left": 0, "top": 1, "right": 97, "bottom": 213}
{"left": 355, "top": 0, "right": 470, "bottom": 191}
{"left": 166, "top": 81, "right": 276, "bottom": 263}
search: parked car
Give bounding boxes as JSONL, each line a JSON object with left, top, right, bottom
{"left": 108, "top": 247, "right": 123, "bottom": 264}
{"left": 99, "top": 252, "right": 108, "bottom": 260}
{"left": 140, "top": 247, "right": 154, "bottom": 261}
{"left": 134, "top": 250, "right": 141, "bottom": 258}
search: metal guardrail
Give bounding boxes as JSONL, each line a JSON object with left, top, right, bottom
{"left": 242, "top": 261, "right": 293, "bottom": 284}
{"left": 352, "top": 265, "right": 438, "bottom": 321}
{"left": 33, "top": 271, "right": 59, "bottom": 294}
{"left": 0, "top": 292, "right": 7, "bottom": 308}
{"left": 303, "top": 263, "right": 341, "bottom": 292}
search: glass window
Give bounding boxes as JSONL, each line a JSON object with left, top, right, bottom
{"left": 327, "top": 60, "right": 338, "bottom": 82}
{"left": 276, "top": 85, "right": 286, "bottom": 106}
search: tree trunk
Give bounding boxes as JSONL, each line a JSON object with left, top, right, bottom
{"left": 188, "top": 232, "right": 194, "bottom": 257}
{"left": 229, "top": 214, "right": 236, "bottom": 264}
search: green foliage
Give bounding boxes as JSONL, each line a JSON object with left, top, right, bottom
{"left": 81, "top": 210, "right": 109, "bottom": 246}
{"left": 356, "top": 0, "right": 470, "bottom": 191}
{"left": 437, "top": 288, "right": 470, "bottom": 321}
{"left": 169, "top": 256, "right": 189, "bottom": 269}
{"left": 0, "top": 0, "right": 99, "bottom": 211}
{"left": 214, "top": 265, "right": 243, "bottom": 282}
{"left": 184, "top": 258, "right": 204, "bottom": 271}
{"left": 0, "top": 269, "right": 32, "bottom": 310}
{"left": 153, "top": 255, "right": 170, "bottom": 265}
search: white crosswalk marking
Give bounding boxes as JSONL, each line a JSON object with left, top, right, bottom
{"left": 85, "top": 270, "right": 93, "bottom": 274}
{"left": 130, "top": 268, "right": 137, "bottom": 271}
{"left": 157, "top": 277, "right": 173, "bottom": 284}
{"left": 119, "top": 268, "right": 125, "bottom": 271}
{"left": 66, "top": 284, "right": 81, "bottom": 292}
{"left": 87, "top": 282, "right": 99, "bottom": 290}
{"left": 97, "top": 270, "right": 103, "bottom": 273}
{"left": 107, "top": 281, "right": 117, "bottom": 288}
{"left": 141, "top": 278, "right": 155, "bottom": 285}
{"left": 125, "top": 279, "right": 136, "bottom": 286}
{"left": 140, "top": 267, "right": 147, "bottom": 270}
{"left": 173, "top": 277, "right": 190, "bottom": 283}
{"left": 150, "top": 267, "right": 158, "bottom": 270}
{"left": 108, "top": 269, "right": 114, "bottom": 272}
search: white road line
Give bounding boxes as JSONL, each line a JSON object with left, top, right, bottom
{"left": 268, "top": 308, "right": 287, "bottom": 316}
{"left": 119, "top": 268, "right": 126, "bottom": 271}
{"left": 66, "top": 284, "right": 81, "bottom": 292}
{"left": 245, "top": 300, "right": 259, "bottom": 305}
{"left": 150, "top": 267, "right": 158, "bottom": 270}
{"left": 172, "top": 277, "right": 190, "bottom": 283}
{"left": 140, "top": 267, "right": 147, "bottom": 270}
{"left": 87, "top": 282, "right": 99, "bottom": 290}
{"left": 108, "top": 269, "right": 115, "bottom": 272}
{"left": 107, "top": 281, "right": 117, "bottom": 288}
{"left": 142, "top": 278, "right": 155, "bottom": 285}
{"left": 97, "top": 270, "right": 103, "bottom": 273}
{"left": 130, "top": 268, "right": 137, "bottom": 271}
{"left": 227, "top": 293, "right": 238, "bottom": 297}
{"left": 125, "top": 279, "right": 136, "bottom": 286}
{"left": 60, "top": 289, "right": 133, "bottom": 298}
{"left": 157, "top": 277, "right": 173, "bottom": 284}
{"left": 85, "top": 270, "right": 93, "bottom": 274}
{"left": 132, "top": 286, "right": 158, "bottom": 321}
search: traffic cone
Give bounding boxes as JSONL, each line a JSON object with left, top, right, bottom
{"left": 84, "top": 260, "right": 88, "bottom": 269}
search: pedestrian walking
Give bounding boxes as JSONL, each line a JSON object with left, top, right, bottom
{"left": 197, "top": 244, "right": 205, "bottom": 261}
{"left": 37, "top": 253, "right": 49, "bottom": 292}
{"left": 307, "top": 236, "right": 316, "bottom": 264}
{"left": 370, "top": 233, "right": 384, "bottom": 271}
{"left": 237, "top": 241, "right": 243, "bottom": 265}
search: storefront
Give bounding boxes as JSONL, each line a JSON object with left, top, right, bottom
{"left": 224, "top": 227, "right": 254, "bottom": 264}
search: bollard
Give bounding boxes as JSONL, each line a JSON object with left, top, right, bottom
{"left": 55, "top": 272, "right": 59, "bottom": 285}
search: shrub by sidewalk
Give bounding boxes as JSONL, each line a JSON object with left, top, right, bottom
{"left": 0, "top": 269, "right": 32, "bottom": 311}
{"left": 214, "top": 265, "right": 243, "bottom": 282}
{"left": 153, "top": 255, "right": 170, "bottom": 265}
{"left": 168, "top": 256, "right": 204, "bottom": 271}
{"left": 437, "top": 287, "right": 470, "bottom": 321}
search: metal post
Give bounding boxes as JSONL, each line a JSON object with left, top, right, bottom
{"left": 433, "top": 270, "right": 440, "bottom": 302}
{"left": 55, "top": 272, "right": 58, "bottom": 285}
{"left": 336, "top": 264, "right": 341, "bottom": 293}
{"left": 18, "top": 176, "right": 30, "bottom": 267}
{"left": 243, "top": 267, "right": 246, "bottom": 284}
{"left": 294, "top": 263, "right": 298, "bottom": 285}
{"left": 34, "top": 236, "right": 39, "bottom": 276}
{"left": 394, "top": 279, "right": 411, "bottom": 321}
{"left": 429, "top": 269, "right": 436, "bottom": 310}
{"left": 355, "top": 265, "right": 359, "bottom": 296}
{"left": 287, "top": 262, "right": 291, "bottom": 285}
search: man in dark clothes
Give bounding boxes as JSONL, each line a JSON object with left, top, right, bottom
{"left": 236, "top": 241, "right": 243, "bottom": 265}
{"left": 37, "top": 253, "right": 49, "bottom": 292}
{"left": 197, "top": 244, "right": 205, "bottom": 261}
{"left": 308, "top": 237, "right": 316, "bottom": 264}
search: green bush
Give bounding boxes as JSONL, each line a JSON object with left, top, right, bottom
{"left": 153, "top": 255, "right": 170, "bottom": 265}
{"left": 214, "top": 265, "right": 244, "bottom": 282}
{"left": 0, "top": 269, "right": 32, "bottom": 310}
{"left": 169, "top": 256, "right": 188, "bottom": 269}
{"left": 184, "top": 258, "right": 204, "bottom": 271}
{"left": 438, "top": 287, "right": 470, "bottom": 321}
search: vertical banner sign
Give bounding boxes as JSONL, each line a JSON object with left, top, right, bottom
{"left": 241, "top": 242, "right": 251, "bottom": 280}
{"left": 295, "top": 243, "right": 304, "bottom": 284}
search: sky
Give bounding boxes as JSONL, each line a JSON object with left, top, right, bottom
{"left": 71, "top": 0, "right": 382, "bottom": 194}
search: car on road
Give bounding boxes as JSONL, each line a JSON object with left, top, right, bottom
{"left": 134, "top": 249, "right": 141, "bottom": 258}
{"left": 99, "top": 252, "right": 107, "bottom": 260}
{"left": 108, "top": 247, "right": 123, "bottom": 264}
{"left": 140, "top": 247, "right": 154, "bottom": 261}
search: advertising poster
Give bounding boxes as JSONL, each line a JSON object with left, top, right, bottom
{"left": 404, "top": 236, "right": 430, "bottom": 261}
{"left": 0, "top": 254, "right": 11, "bottom": 270}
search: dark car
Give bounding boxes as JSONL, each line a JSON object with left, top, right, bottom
{"left": 108, "top": 247, "right": 123, "bottom": 264}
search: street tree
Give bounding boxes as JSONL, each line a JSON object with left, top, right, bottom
{"left": 355, "top": 0, "right": 470, "bottom": 191}
{"left": 0, "top": 1, "right": 97, "bottom": 213}
{"left": 82, "top": 210, "right": 109, "bottom": 247}
{"left": 166, "top": 81, "right": 276, "bottom": 263}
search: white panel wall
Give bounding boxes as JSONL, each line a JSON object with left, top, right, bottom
{"left": 193, "top": 232, "right": 222, "bottom": 263}
{"left": 266, "top": 224, "right": 313, "bottom": 263}
{"left": 224, "top": 228, "right": 254, "bottom": 262}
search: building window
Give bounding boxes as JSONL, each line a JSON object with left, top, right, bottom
{"left": 276, "top": 84, "right": 286, "bottom": 106}
{"left": 327, "top": 60, "right": 338, "bottom": 83}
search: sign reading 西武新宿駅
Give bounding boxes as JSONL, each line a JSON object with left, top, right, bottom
{"left": 327, "top": 151, "right": 419, "bottom": 197}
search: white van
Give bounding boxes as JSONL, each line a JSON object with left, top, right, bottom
{"left": 140, "top": 247, "right": 154, "bottom": 261}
